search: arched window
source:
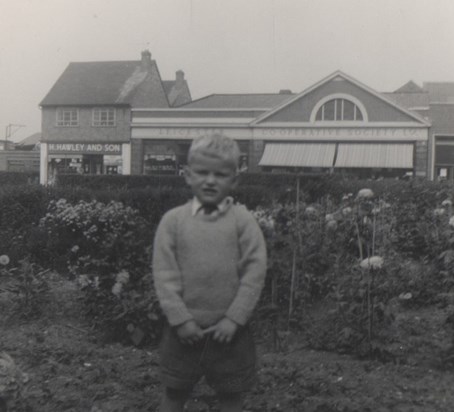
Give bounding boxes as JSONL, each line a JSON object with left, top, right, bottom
{"left": 314, "top": 98, "right": 365, "bottom": 122}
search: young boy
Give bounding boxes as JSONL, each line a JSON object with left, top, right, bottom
{"left": 152, "top": 135, "right": 267, "bottom": 412}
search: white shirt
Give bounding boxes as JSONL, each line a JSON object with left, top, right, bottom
{"left": 191, "top": 196, "right": 234, "bottom": 216}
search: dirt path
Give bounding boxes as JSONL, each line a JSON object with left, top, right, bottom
{"left": 1, "top": 280, "right": 454, "bottom": 411}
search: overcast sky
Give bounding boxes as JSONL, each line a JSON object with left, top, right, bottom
{"left": 1, "top": 0, "right": 454, "bottom": 142}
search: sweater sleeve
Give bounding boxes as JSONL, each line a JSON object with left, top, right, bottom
{"left": 225, "top": 206, "right": 267, "bottom": 325}
{"left": 152, "top": 209, "right": 193, "bottom": 326}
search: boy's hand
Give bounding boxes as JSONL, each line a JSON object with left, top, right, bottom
{"left": 203, "top": 317, "right": 238, "bottom": 343}
{"left": 176, "top": 320, "right": 204, "bottom": 345}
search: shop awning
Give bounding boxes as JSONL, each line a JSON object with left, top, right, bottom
{"left": 335, "top": 144, "right": 414, "bottom": 168}
{"left": 258, "top": 143, "right": 336, "bottom": 167}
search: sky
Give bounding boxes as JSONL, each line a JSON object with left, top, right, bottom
{"left": 1, "top": 0, "right": 454, "bottom": 142}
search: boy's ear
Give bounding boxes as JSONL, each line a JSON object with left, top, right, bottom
{"left": 231, "top": 170, "right": 239, "bottom": 189}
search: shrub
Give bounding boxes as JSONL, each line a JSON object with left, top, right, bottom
{"left": 38, "top": 198, "right": 161, "bottom": 344}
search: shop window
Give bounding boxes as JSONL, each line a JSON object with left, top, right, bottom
{"left": 92, "top": 108, "right": 116, "bottom": 127}
{"left": 56, "top": 108, "right": 79, "bottom": 127}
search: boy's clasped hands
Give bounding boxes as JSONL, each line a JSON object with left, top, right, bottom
{"left": 176, "top": 318, "right": 238, "bottom": 345}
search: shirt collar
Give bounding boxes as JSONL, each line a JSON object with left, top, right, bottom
{"left": 191, "top": 196, "right": 233, "bottom": 216}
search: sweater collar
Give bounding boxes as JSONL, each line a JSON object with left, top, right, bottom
{"left": 191, "top": 196, "right": 233, "bottom": 216}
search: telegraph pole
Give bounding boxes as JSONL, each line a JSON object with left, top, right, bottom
{"left": 5, "top": 123, "right": 26, "bottom": 146}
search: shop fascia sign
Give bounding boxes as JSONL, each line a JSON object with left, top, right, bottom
{"left": 48, "top": 143, "right": 122, "bottom": 155}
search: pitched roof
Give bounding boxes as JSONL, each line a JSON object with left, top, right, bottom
{"left": 16, "top": 132, "right": 41, "bottom": 147}
{"left": 382, "top": 92, "right": 429, "bottom": 109}
{"left": 179, "top": 93, "right": 295, "bottom": 109}
{"left": 40, "top": 51, "right": 184, "bottom": 108}
{"left": 41, "top": 60, "right": 146, "bottom": 105}
{"left": 423, "top": 82, "right": 454, "bottom": 103}
{"left": 251, "top": 71, "right": 430, "bottom": 126}
{"left": 393, "top": 80, "right": 424, "bottom": 93}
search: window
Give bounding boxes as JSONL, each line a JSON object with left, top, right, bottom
{"left": 315, "top": 98, "right": 364, "bottom": 121}
{"left": 92, "top": 108, "right": 116, "bottom": 127}
{"left": 56, "top": 109, "right": 79, "bottom": 126}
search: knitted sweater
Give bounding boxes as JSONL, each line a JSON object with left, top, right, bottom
{"left": 152, "top": 200, "right": 267, "bottom": 328}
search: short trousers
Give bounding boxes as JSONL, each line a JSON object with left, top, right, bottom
{"left": 158, "top": 324, "right": 257, "bottom": 393}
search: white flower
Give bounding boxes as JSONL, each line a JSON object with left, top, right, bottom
{"left": 449, "top": 216, "right": 454, "bottom": 227}
{"left": 112, "top": 282, "right": 122, "bottom": 297}
{"left": 325, "top": 213, "right": 335, "bottom": 222}
{"left": 71, "top": 245, "right": 80, "bottom": 253}
{"left": 356, "top": 188, "right": 374, "bottom": 200}
{"left": 372, "top": 207, "right": 381, "bottom": 215}
{"left": 434, "top": 208, "right": 445, "bottom": 217}
{"left": 399, "top": 292, "right": 413, "bottom": 300}
{"left": 305, "top": 206, "right": 317, "bottom": 215}
{"left": 116, "top": 270, "right": 130, "bottom": 284}
{"left": 0, "top": 255, "right": 10, "bottom": 266}
{"left": 342, "top": 207, "right": 352, "bottom": 216}
{"left": 326, "top": 220, "right": 337, "bottom": 231}
{"left": 442, "top": 199, "right": 452, "bottom": 207}
{"left": 360, "top": 256, "right": 384, "bottom": 270}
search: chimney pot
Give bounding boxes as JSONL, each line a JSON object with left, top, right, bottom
{"left": 141, "top": 50, "right": 152, "bottom": 67}
{"left": 176, "top": 70, "right": 185, "bottom": 87}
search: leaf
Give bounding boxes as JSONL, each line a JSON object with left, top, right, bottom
{"left": 130, "top": 327, "right": 145, "bottom": 346}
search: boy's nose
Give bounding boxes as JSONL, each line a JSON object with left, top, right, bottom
{"left": 205, "top": 173, "right": 216, "bottom": 183}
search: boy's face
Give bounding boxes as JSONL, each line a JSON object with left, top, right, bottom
{"left": 185, "top": 153, "right": 238, "bottom": 206}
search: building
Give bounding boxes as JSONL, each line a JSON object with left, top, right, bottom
{"left": 42, "top": 53, "right": 454, "bottom": 181}
{"left": 0, "top": 134, "right": 40, "bottom": 173}
{"left": 132, "top": 71, "right": 430, "bottom": 178}
{"left": 385, "top": 81, "right": 454, "bottom": 180}
{"left": 39, "top": 50, "right": 191, "bottom": 184}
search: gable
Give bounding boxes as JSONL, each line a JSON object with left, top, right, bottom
{"left": 255, "top": 73, "right": 427, "bottom": 125}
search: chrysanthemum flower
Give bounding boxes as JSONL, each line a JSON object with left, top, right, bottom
{"left": 116, "top": 270, "right": 130, "bottom": 284}
{"left": 326, "top": 220, "right": 337, "bottom": 231}
{"left": 360, "top": 256, "right": 384, "bottom": 270}
{"left": 342, "top": 207, "right": 352, "bottom": 216}
{"left": 442, "top": 199, "right": 452, "bottom": 207}
{"left": 356, "top": 188, "right": 374, "bottom": 200}
{"left": 325, "top": 213, "right": 335, "bottom": 222}
{"left": 305, "top": 206, "right": 317, "bottom": 215}
{"left": 0, "top": 255, "right": 10, "bottom": 266}
{"left": 434, "top": 208, "right": 445, "bottom": 217}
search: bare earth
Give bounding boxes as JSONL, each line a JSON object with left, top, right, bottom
{"left": 1, "top": 279, "right": 454, "bottom": 412}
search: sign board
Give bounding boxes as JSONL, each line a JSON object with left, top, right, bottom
{"left": 48, "top": 143, "right": 122, "bottom": 155}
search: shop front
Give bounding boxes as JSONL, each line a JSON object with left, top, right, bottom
{"left": 40, "top": 142, "right": 130, "bottom": 184}
{"left": 131, "top": 71, "right": 430, "bottom": 179}
{"left": 138, "top": 135, "right": 251, "bottom": 175}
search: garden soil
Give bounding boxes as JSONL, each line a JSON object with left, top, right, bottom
{"left": 1, "top": 278, "right": 454, "bottom": 412}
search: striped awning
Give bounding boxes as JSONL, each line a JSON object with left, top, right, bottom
{"left": 258, "top": 143, "right": 336, "bottom": 167}
{"left": 335, "top": 144, "right": 414, "bottom": 168}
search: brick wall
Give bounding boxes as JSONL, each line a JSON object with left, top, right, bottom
{"left": 42, "top": 107, "right": 131, "bottom": 143}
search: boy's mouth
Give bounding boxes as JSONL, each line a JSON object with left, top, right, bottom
{"left": 202, "top": 188, "right": 217, "bottom": 194}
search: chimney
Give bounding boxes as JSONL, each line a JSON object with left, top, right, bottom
{"left": 176, "top": 70, "right": 185, "bottom": 88}
{"left": 279, "top": 89, "right": 292, "bottom": 94}
{"left": 141, "top": 50, "right": 152, "bottom": 69}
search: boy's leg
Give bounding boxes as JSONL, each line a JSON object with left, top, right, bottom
{"left": 218, "top": 392, "right": 243, "bottom": 412}
{"left": 160, "top": 387, "right": 192, "bottom": 412}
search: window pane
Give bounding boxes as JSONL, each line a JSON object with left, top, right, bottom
{"left": 335, "top": 99, "right": 342, "bottom": 120}
{"left": 323, "top": 100, "right": 335, "bottom": 120}
{"left": 316, "top": 107, "right": 323, "bottom": 121}
{"left": 343, "top": 100, "right": 354, "bottom": 120}
{"left": 355, "top": 106, "right": 363, "bottom": 121}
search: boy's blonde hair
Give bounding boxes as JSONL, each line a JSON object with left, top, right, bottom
{"left": 187, "top": 134, "right": 240, "bottom": 169}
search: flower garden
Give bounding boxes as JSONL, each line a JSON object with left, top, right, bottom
{"left": 1, "top": 173, "right": 454, "bottom": 411}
